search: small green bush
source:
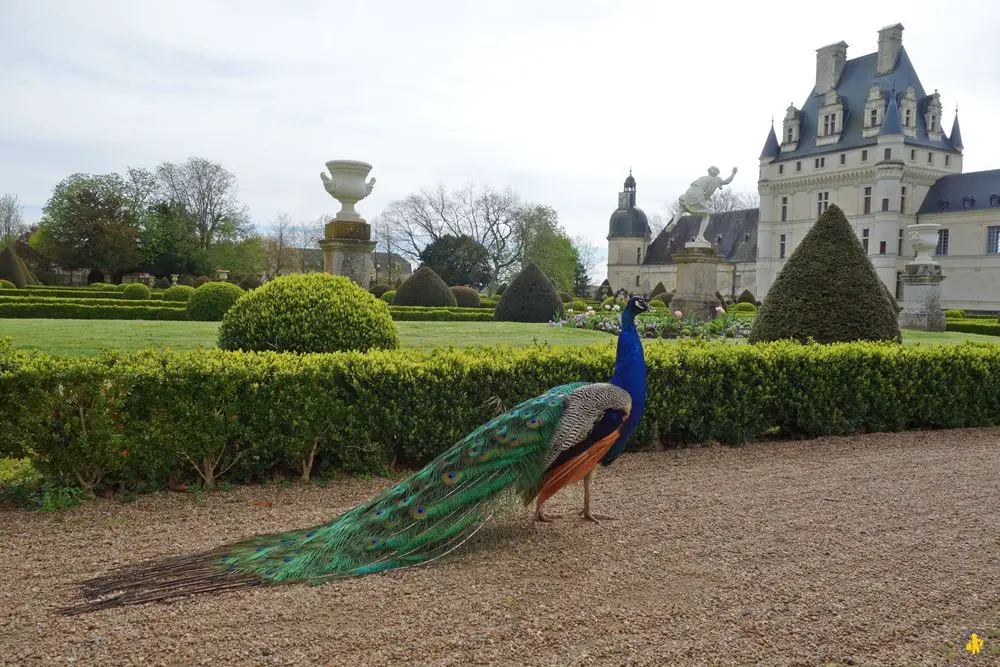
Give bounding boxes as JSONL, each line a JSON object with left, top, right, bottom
{"left": 569, "top": 299, "right": 588, "bottom": 311}
{"left": 944, "top": 309, "right": 965, "bottom": 319}
{"left": 122, "top": 283, "right": 151, "bottom": 300}
{"left": 494, "top": 263, "right": 563, "bottom": 323}
{"left": 370, "top": 284, "right": 392, "bottom": 298}
{"left": 649, "top": 282, "right": 667, "bottom": 300}
{"left": 558, "top": 291, "right": 572, "bottom": 303}
{"left": 731, "top": 301, "right": 757, "bottom": 314}
{"left": 450, "top": 286, "right": 481, "bottom": 308}
{"left": 186, "top": 282, "right": 245, "bottom": 321}
{"left": 164, "top": 285, "right": 196, "bottom": 302}
{"left": 179, "top": 275, "right": 195, "bottom": 287}
{"left": 239, "top": 274, "right": 261, "bottom": 290}
{"left": 116, "top": 283, "right": 130, "bottom": 292}
{"left": 153, "top": 277, "right": 171, "bottom": 289}
{"left": 649, "top": 299, "right": 667, "bottom": 312}
{"left": 737, "top": 289, "right": 756, "bottom": 305}
{"left": 193, "top": 276, "right": 212, "bottom": 288}
{"left": 381, "top": 290, "right": 396, "bottom": 304}
{"left": 218, "top": 273, "right": 399, "bottom": 354}
{"left": 0, "top": 279, "right": 15, "bottom": 289}
{"left": 392, "top": 266, "right": 457, "bottom": 307}
{"left": 101, "top": 283, "right": 120, "bottom": 291}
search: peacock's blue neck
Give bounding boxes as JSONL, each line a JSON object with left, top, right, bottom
{"left": 602, "top": 307, "right": 647, "bottom": 465}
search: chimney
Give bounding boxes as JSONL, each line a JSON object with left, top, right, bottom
{"left": 876, "top": 23, "right": 904, "bottom": 75}
{"left": 814, "top": 41, "right": 848, "bottom": 95}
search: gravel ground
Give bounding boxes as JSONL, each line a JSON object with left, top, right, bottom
{"left": 3, "top": 428, "right": 1000, "bottom": 666}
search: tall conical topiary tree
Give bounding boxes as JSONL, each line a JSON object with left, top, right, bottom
{"left": 0, "top": 247, "right": 26, "bottom": 288}
{"left": 649, "top": 282, "right": 667, "bottom": 300}
{"left": 749, "top": 204, "right": 901, "bottom": 344}
{"left": 391, "top": 265, "right": 457, "bottom": 307}
{"left": 494, "top": 262, "right": 564, "bottom": 322}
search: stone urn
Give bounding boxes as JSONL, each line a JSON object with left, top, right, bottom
{"left": 320, "top": 160, "right": 376, "bottom": 223}
{"left": 170, "top": 273, "right": 179, "bottom": 285}
{"left": 216, "top": 269, "right": 229, "bottom": 281}
{"left": 906, "top": 223, "right": 941, "bottom": 265}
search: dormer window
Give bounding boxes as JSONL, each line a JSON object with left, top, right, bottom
{"left": 938, "top": 199, "right": 950, "bottom": 210}
{"left": 869, "top": 109, "right": 879, "bottom": 126}
{"left": 963, "top": 196, "right": 976, "bottom": 209}
{"left": 816, "top": 90, "right": 844, "bottom": 146}
{"left": 786, "top": 127, "right": 793, "bottom": 142}
{"left": 863, "top": 86, "right": 885, "bottom": 137}
{"left": 925, "top": 90, "right": 944, "bottom": 141}
{"left": 900, "top": 86, "right": 919, "bottom": 138}
{"left": 782, "top": 104, "right": 801, "bottom": 149}
{"left": 990, "top": 194, "right": 1000, "bottom": 207}
{"left": 904, "top": 109, "right": 912, "bottom": 127}
{"left": 930, "top": 115, "right": 937, "bottom": 132}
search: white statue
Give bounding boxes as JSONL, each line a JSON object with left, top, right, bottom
{"left": 664, "top": 166, "right": 738, "bottom": 246}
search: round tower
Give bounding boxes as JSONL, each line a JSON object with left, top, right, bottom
{"left": 606, "top": 171, "right": 652, "bottom": 294}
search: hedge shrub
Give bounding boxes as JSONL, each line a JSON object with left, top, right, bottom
{"left": 0, "top": 303, "right": 188, "bottom": 320}
{"left": 558, "top": 291, "right": 572, "bottom": 303}
{"left": 0, "top": 247, "right": 27, "bottom": 289}
{"left": 3, "top": 341, "right": 1000, "bottom": 493}
{"left": 239, "top": 275, "right": 262, "bottom": 291}
{"left": 164, "top": 285, "right": 196, "bottom": 302}
{"left": 392, "top": 266, "right": 457, "bottom": 307}
{"left": 218, "top": 273, "right": 399, "bottom": 354}
{"left": 153, "top": 277, "right": 171, "bottom": 289}
{"left": 750, "top": 205, "right": 901, "bottom": 344}
{"left": 186, "top": 282, "right": 245, "bottom": 321}
{"left": 649, "top": 299, "right": 667, "bottom": 312}
{"left": 388, "top": 308, "right": 494, "bottom": 322}
{"left": 945, "top": 319, "right": 1000, "bottom": 336}
{"left": 650, "top": 282, "right": 667, "bottom": 300}
{"left": 737, "top": 289, "right": 756, "bottom": 305}
{"left": 0, "top": 295, "right": 185, "bottom": 309}
{"left": 731, "top": 301, "right": 757, "bottom": 314}
{"left": 193, "top": 276, "right": 212, "bottom": 288}
{"left": 122, "top": 283, "right": 151, "bottom": 300}
{"left": 381, "top": 290, "right": 396, "bottom": 304}
{"left": 449, "top": 286, "right": 481, "bottom": 308}
{"left": 0, "top": 279, "right": 15, "bottom": 289}
{"left": 370, "top": 284, "right": 392, "bottom": 298}
{"left": 0, "top": 288, "right": 165, "bottom": 300}
{"left": 495, "top": 262, "right": 563, "bottom": 323}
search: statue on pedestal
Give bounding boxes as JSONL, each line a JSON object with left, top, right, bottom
{"left": 664, "top": 166, "right": 738, "bottom": 246}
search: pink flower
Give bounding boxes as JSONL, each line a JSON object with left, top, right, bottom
{"left": 673, "top": 310, "right": 683, "bottom": 318}
{"left": 715, "top": 305, "right": 725, "bottom": 314}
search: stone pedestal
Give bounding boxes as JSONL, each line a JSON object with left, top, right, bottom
{"left": 899, "top": 263, "right": 946, "bottom": 331}
{"left": 320, "top": 219, "right": 376, "bottom": 287}
{"left": 670, "top": 246, "right": 721, "bottom": 321}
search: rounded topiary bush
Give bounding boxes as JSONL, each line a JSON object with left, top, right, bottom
{"left": 944, "top": 309, "right": 965, "bottom": 319}
{"left": 736, "top": 289, "right": 756, "bottom": 305}
{"left": 179, "top": 275, "right": 195, "bottom": 287}
{"left": 370, "top": 283, "right": 392, "bottom": 298}
{"left": 381, "top": 290, "right": 396, "bottom": 304}
{"left": 649, "top": 299, "right": 667, "bottom": 312}
{"left": 101, "top": 283, "right": 120, "bottom": 291}
{"left": 392, "top": 266, "right": 457, "bottom": 307}
{"left": 122, "top": 283, "right": 151, "bottom": 300}
{"left": 193, "top": 275, "right": 212, "bottom": 288}
{"left": 115, "top": 283, "right": 130, "bottom": 292}
{"left": 218, "top": 273, "right": 399, "bottom": 354}
{"left": 239, "top": 274, "right": 261, "bottom": 290}
{"left": 494, "top": 262, "right": 563, "bottom": 323}
{"left": 0, "top": 247, "right": 27, "bottom": 289}
{"left": 569, "top": 299, "right": 588, "bottom": 311}
{"left": 731, "top": 301, "right": 757, "bottom": 314}
{"left": 0, "top": 279, "right": 15, "bottom": 289}
{"left": 450, "top": 286, "right": 481, "bottom": 308}
{"left": 558, "top": 291, "right": 572, "bottom": 303}
{"left": 164, "top": 285, "right": 195, "bottom": 302}
{"left": 153, "top": 277, "right": 171, "bottom": 289}
{"left": 186, "top": 281, "right": 245, "bottom": 321}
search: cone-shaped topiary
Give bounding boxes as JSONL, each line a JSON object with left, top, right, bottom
{"left": 0, "top": 279, "right": 15, "bottom": 289}
{"left": 153, "top": 277, "right": 171, "bottom": 289}
{"left": 494, "top": 262, "right": 564, "bottom": 323}
{"left": 737, "top": 289, "right": 756, "bottom": 305}
{"left": 0, "top": 247, "right": 26, "bottom": 289}
{"left": 391, "top": 265, "right": 457, "bottom": 307}
{"left": 239, "top": 274, "right": 261, "bottom": 290}
{"left": 218, "top": 273, "right": 399, "bottom": 353}
{"left": 122, "top": 283, "right": 151, "bottom": 300}
{"left": 879, "top": 280, "right": 903, "bottom": 314}
{"left": 186, "top": 281, "right": 245, "bottom": 321}
{"left": 370, "top": 283, "right": 392, "bottom": 298}
{"left": 749, "top": 204, "right": 901, "bottom": 344}
{"left": 558, "top": 291, "right": 572, "bottom": 303}
{"left": 164, "top": 285, "right": 195, "bottom": 302}
{"left": 649, "top": 282, "right": 667, "bottom": 300}
{"left": 450, "top": 285, "right": 481, "bottom": 308}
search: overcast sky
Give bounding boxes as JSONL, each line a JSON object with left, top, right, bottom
{"left": 2, "top": 0, "right": 998, "bottom": 280}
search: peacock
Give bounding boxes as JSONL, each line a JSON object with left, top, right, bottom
{"left": 60, "top": 296, "right": 650, "bottom": 615}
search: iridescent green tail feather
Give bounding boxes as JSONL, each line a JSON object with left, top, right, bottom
{"left": 61, "top": 383, "right": 587, "bottom": 614}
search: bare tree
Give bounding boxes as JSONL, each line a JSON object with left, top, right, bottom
{"left": 156, "top": 157, "right": 252, "bottom": 248}
{"left": 288, "top": 215, "right": 327, "bottom": 273}
{"left": 264, "top": 213, "right": 294, "bottom": 279}
{"left": 571, "top": 235, "right": 603, "bottom": 275}
{"left": 123, "top": 167, "right": 159, "bottom": 219}
{"left": 0, "top": 193, "right": 25, "bottom": 244}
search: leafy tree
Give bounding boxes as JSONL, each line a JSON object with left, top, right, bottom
{"left": 0, "top": 193, "right": 25, "bottom": 247}
{"left": 138, "top": 201, "right": 201, "bottom": 277}
{"left": 520, "top": 214, "right": 578, "bottom": 293}
{"left": 36, "top": 173, "right": 140, "bottom": 280}
{"left": 573, "top": 259, "right": 591, "bottom": 297}
{"left": 156, "top": 157, "right": 252, "bottom": 249}
{"left": 418, "top": 234, "right": 492, "bottom": 288}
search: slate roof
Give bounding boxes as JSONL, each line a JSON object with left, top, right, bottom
{"left": 950, "top": 115, "right": 964, "bottom": 150}
{"left": 759, "top": 124, "right": 780, "bottom": 159}
{"left": 608, "top": 172, "right": 651, "bottom": 239}
{"left": 643, "top": 209, "right": 759, "bottom": 265}
{"left": 879, "top": 92, "right": 903, "bottom": 136}
{"left": 916, "top": 169, "right": 1000, "bottom": 214}
{"left": 772, "top": 47, "right": 959, "bottom": 162}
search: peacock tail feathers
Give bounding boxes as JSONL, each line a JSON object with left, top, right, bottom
{"left": 61, "top": 381, "right": 630, "bottom": 615}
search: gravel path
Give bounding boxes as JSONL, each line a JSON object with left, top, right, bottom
{"left": 3, "top": 429, "right": 1000, "bottom": 666}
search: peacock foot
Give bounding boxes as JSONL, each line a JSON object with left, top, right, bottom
{"left": 534, "top": 506, "right": 562, "bottom": 523}
{"left": 579, "top": 509, "right": 616, "bottom": 523}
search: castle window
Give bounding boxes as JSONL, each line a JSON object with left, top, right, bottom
{"left": 869, "top": 109, "right": 879, "bottom": 126}
{"left": 881, "top": 197, "right": 890, "bottom": 212}
{"left": 779, "top": 234, "right": 786, "bottom": 259}
{"left": 796, "top": 161, "right": 802, "bottom": 172}
{"left": 910, "top": 149, "right": 916, "bottom": 160}
{"left": 781, "top": 196, "right": 788, "bottom": 222}
{"left": 904, "top": 109, "right": 912, "bottom": 127}
{"left": 945, "top": 155, "right": 951, "bottom": 167}
{"left": 898, "top": 229, "right": 904, "bottom": 255}
{"left": 884, "top": 148, "right": 892, "bottom": 161}
{"left": 840, "top": 153, "right": 846, "bottom": 165}
{"left": 936, "top": 229, "right": 949, "bottom": 256}
{"left": 879, "top": 241, "right": 887, "bottom": 255}
{"left": 786, "top": 127, "right": 793, "bottom": 142}
{"left": 778, "top": 164, "right": 784, "bottom": 175}
{"left": 816, "top": 191, "right": 830, "bottom": 217}
{"left": 636, "top": 248, "right": 641, "bottom": 264}
{"left": 715, "top": 235, "right": 723, "bottom": 244}
{"left": 938, "top": 199, "right": 950, "bottom": 210}
{"left": 822, "top": 114, "right": 837, "bottom": 135}
{"left": 635, "top": 275, "right": 640, "bottom": 286}
{"left": 862, "top": 149, "right": 869, "bottom": 161}
{"left": 901, "top": 187, "right": 907, "bottom": 214}
{"left": 930, "top": 115, "right": 937, "bottom": 131}
{"left": 896, "top": 272, "right": 903, "bottom": 299}
{"left": 988, "top": 227, "right": 1000, "bottom": 254}
{"left": 863, "top": 187, "right": 872, "bottom": 214}
{"left": 928, "top": 152, "right": 933, "bottom": 164}
{"left": 862, "top": 228, "right": 870, "bottom": 253}
{"left": 990, "top": 194, "right": 1000, "bottom": 207}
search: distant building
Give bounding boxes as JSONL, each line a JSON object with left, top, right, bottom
{"left": 371, "top": 252, "right": 413, "bottom": 285}
{"left": 607, "top": 22, "right": 1000, "bottom": 311}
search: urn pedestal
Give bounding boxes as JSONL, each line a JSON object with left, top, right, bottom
{"left": 899, "top": 223, "right": 946, "bottom": 332}
{"left": 670, "top": 246, "right": 721, "bottom": 322}
{"left": 319, "top": 160, "right": 378, "bottom": 287}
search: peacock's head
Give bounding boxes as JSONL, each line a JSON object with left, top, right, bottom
{"left": 626, "top": 296, "right": 649, "bottom": 315}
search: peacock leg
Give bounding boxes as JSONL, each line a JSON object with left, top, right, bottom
{"left": 534, "top": 500, "right": 561, "bottom": 522}
{"left": 580, "top": 470, "right": 615, "bottom": 522}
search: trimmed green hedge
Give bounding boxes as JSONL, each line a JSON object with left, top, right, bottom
{"left": 3, "top": 340, "right": 1000, "bottom": 493}
{"left": 388, "top": 308, "right": 494, "bottom": 322}
{"left": 945, "top": 319, "right": 1000, "bottom": 336}
{"left": 4, "top": 288, "right": 166, "bottom": 300}
{"left": 0, "top": 295, "right": 186, "bottom": 309}
{"left": 0, "top": 303, "right": 188, "bottom": 320}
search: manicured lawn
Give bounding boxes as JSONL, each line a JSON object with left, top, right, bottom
{"left": 0, "top": 318, "right": 995, "bottom": 356}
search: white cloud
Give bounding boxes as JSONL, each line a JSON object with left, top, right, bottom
{"left": 1, "top": 0, "right": 998, "bottom": 284}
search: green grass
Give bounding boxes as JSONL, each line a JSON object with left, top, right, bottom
{"left": 0, "top": 318, "right": 995, "bottom": 357}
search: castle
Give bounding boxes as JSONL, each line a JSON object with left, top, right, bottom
{"left": 606, "top": 23, "right": 1000, "bottom": 312}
